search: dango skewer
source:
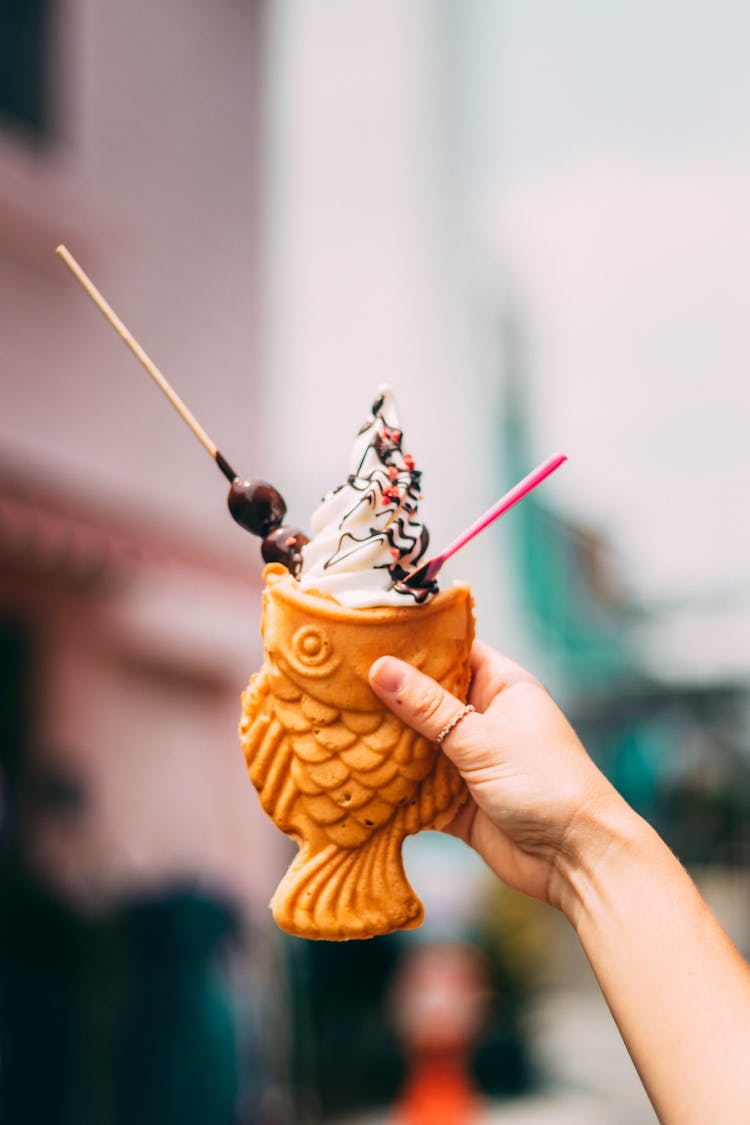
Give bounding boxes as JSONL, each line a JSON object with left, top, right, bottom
{"left": 55, "top": 245, "right": 308, "bottom": 573}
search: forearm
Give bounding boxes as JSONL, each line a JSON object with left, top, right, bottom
{"left": 561, "top": 801, "right": 750, "bottom": 1124}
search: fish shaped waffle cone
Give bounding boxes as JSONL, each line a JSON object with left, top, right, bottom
{"left": 240, "top": 563, "right": 475, "bottom": 940}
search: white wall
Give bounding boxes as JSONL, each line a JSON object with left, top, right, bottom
{"left": 262, "top": 0, "right": 506, "bottom": 639}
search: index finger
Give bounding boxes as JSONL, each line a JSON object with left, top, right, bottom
{"left": 369, "top": 655, "right": 481, "bottom": 750}
{"left": 469, "top": 639, "right": 537, "bottom": 711}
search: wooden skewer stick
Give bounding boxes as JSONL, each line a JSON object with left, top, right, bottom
{"left": 55, "top": 244, "right": 239, "bottom": 483}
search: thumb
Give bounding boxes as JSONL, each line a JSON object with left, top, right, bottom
{"left": 369, "top": 656, "right": 479, "bottom": 754}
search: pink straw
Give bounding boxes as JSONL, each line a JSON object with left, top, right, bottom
{"left": 405, "top": 452, "right": 567, "bottom": 586}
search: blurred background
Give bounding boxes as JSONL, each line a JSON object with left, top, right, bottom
{"left": 1, "top": 1, "right": 749, "bottom": 1122}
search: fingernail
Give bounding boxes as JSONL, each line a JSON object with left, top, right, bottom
{"left": 370, "top": 656, "right": 408, "bottom": 694}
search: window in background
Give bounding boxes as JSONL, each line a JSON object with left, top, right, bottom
{"left": 0, "top": 0, "right": 56, "bottom": 141}
{"left": 0, "top": 616, "right": 31, "bottom": 805}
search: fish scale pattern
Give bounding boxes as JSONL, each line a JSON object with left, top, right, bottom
{"left": 241, "top": 662, "right": 463, "bottom": 855}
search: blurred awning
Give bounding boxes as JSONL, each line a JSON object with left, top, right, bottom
{"left": 0, "top": 466, "right": 263, "bottom": 678}
{"left": 0, "top": 482, "right": 141, "bottom": 593}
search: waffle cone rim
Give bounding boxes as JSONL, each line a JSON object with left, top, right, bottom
{"left": 262, "top": 562, "right": 472, "bottom": 628}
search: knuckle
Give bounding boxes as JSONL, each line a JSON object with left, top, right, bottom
{"left": 412, "top": 686, "right": 445, "bottom": 727}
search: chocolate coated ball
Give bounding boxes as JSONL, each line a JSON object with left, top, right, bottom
{"left": 227, "top": 479, "right": 286, "bottom": 537}
{"left": 261, "top": 526, "right": 309, "bottom": 577}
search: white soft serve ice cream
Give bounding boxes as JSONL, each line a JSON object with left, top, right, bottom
{"left": 298, "top": 388, "right": 436, "bottom": 608}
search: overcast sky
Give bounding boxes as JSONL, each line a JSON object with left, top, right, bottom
{"left": 459, "top": 1, "right": 750, "bottom": 611}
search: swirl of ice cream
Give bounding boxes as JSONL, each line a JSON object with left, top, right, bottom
{"left": 298, "top": 388, "right": 436, "bottom": 607}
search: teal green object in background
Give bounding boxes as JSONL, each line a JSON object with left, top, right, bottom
{"left": 497, "top": 317, "right": 750, "bottom": 872}
{"left": 500, "top": 337, "right": 634, "bottom": 696}
{"left": 117, "top": 892, "right": 239, "bottom": 1125}
{"left": 0, "top": 875, "right": 241, "bottom": 1125}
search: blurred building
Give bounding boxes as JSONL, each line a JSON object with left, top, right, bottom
{"left": 500, "top": 310, "right": 750, "bottom": 877}
{"left": 0, "top": 4, "right": 289, "bottom": 1120}
{"left": 0, "top": 0, "right": 284, "bottom": 912}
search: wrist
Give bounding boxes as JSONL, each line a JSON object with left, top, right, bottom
{"left": 551, "top": 789, "right": 653, "bottom": 926}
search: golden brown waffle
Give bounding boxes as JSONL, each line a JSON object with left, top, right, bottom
{"left": 240, "top": 564, "right": 475, "bottom": 940}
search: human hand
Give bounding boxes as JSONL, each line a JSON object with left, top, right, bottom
{"left": 375, "top": 644, "right": 750, "bottom": 1125}
{"left": 369, "top": 640, "right": 624, "bottom": 913}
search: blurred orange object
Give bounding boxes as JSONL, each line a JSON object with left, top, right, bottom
{"left": 391, "top": 1055, "right": 480, "bottom": 1125}
{"left": 390, "top": 943, "right": 490, "bottom": 1125}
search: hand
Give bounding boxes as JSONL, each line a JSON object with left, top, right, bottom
{"left": 369, "top": 640, "right": 623, "bottom": 912}
{"left": 372, "top": 644, "right": 750, "bottom": 1125}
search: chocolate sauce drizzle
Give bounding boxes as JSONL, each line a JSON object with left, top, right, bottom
{"left": 320, "top": 392, "right": 436, "bottom": 604}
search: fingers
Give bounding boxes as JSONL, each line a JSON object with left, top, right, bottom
{"left": 470, "top": 638, "right": 530, "bottom": 682}
{"left": 369, "top": 655, "right": 480, "bottom": 749}
{"left": 469, "top": 639, "right": 537, "bottom": 709}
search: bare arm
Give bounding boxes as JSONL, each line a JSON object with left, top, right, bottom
{"left": 370, "top": 642, "right": 750, "bottom": 1124}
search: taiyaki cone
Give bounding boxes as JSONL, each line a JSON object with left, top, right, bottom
{"left": 240, "top": 563, "right": 475, "bottom": 940}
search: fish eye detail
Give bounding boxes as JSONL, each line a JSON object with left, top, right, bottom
{"left": 292, "top": 625, "right": 331, "bottom": 666}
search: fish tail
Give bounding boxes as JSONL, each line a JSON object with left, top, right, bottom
{"left": 271, "top": 814, "right": 421, "bottom": 940}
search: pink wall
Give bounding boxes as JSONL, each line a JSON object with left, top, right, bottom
{"left": 0, "top": 0, "right": 287, "bottom": 921}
